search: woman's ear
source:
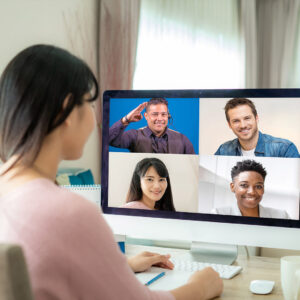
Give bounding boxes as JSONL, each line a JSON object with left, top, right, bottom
{"left": 62, "top": 94, "right": 73, "bottom": 127}
{"left": 230, "top": 182, "right": 235, "bottom": 193}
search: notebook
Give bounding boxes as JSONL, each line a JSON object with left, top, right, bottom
{"left": 136, "top": 267, "right": 191, "bottom": 290}
{"left": 63, "top": 184, "right": 101, "bottom": 208}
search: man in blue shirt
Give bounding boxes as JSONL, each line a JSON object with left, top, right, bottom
{"left": 109, "top": 98, "right": 195, "bottom": 154}
{"left": 215, "top": 98, "right": 299, "bottom": 158}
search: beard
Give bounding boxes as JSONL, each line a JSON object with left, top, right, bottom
{"left": 236, "top": 125, "right": 258, "bottom": 143}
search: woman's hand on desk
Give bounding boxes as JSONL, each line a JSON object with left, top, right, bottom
{"left": 127, "top": 251, "right": 174, "bottom": 273}
{"left": 189, "top": 268, "right": 223, "bottom": 299}
{"left": 171, "top": 267, "right": 223, "bottom": 300}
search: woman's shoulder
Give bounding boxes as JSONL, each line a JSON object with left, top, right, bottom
{"left": 121, "top": 201, "right": 151, "bottom": 210}
{"left": 43, "top": 179, "right": 102, "bottom": 221}
{"left": 39, "top": 178, "right": 97, "bottom": 205}
{"left": 259, "top": 205, "right": 290, "bottom": 219}
{"left": 2, "top": 178, "right": 101, "bottom": 225}
{"left": 211, "top": 205, "right": 237, "bottom": 215}
{"left": 0, "top": 177, "right": 109, "bottom": 252}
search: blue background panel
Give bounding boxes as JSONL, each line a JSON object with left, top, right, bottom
{"left": 109, "top": 98, "right": 199, "bottom": 154}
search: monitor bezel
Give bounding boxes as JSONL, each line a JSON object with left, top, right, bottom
{"left": 101, "top": 89, "right": 300, "bottom": 229}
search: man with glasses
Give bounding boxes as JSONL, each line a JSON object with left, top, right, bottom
{"left": 109, "top": 98, "right": 195, "bottom": 153}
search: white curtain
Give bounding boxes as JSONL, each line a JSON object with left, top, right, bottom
{"left": 133, "top": 0, "right": 244, "bottom": 89}
{"left": 240, "top": 0, "right": 257, "bottom": 88}
{"left": 280, "top": 0, "right": 300, "bottom": 87}
{"left": 241, "top": 0, "right": 300, "bottom": 88}
{"left": 289, "top": 2, "right": 300, "bottom": 87}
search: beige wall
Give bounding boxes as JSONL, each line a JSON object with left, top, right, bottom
{"left": 0, "top": 0, "right": 100, "bottom": 183}
{"left": 261, "top": 248, "right": 300, "bottom": 258}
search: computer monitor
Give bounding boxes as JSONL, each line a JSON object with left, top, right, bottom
{"left": 101, "top": 89, "right": 300, "bottom": 262}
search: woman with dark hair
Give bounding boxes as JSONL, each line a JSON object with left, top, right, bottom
{"left": 212, "top": 159, "right": 290, "bottom": 218}
{"left": 0, "top": 45, "right": 222, "bottom": 300}
{"left": 123, "top": 158, "right": 176, "bottom": 211}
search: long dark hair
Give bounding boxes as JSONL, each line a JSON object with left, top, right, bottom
{"left": 126, "top": 158, "right": 176, "bottom": 211}
{"left": 0, "top": 44, "right": 98, "bottom": 172}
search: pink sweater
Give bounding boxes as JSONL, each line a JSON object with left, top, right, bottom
{"left": 121, "top": 201, "right": 152, "bottom": 210}
{"left": 0, "top": 178, "right": 174, "bottom": 300}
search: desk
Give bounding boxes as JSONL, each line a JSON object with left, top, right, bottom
{"left": 126, "top": 244, "right": 283, "bottom": 300}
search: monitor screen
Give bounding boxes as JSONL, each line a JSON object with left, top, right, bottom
{"left": 101, "top": 89, "right": 300, "bottom": 249}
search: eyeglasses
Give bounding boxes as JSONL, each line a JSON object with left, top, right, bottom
{"left": 149, "top": 112, "right": 169, "bottom": 118}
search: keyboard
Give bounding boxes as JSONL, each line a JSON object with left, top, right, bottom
{"left": 170, "top": 258, "right": 242, "bottom": 279}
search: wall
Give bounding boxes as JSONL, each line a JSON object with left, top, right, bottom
{"left": 0, "top": 0, "right": 100, "bottom": 183}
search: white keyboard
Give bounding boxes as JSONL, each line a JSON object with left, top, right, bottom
{"left": 170, "top": 258, "right": 242, "bottom": 279}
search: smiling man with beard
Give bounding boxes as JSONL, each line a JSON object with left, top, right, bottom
{"left": 211, "top": 160, "right": 290, "bottom": 218}
{"left": 215, "top": 98, "right": 299, "bottom": 158}
{"left": 109, "top": 98, "right": 195, "bottom": 154}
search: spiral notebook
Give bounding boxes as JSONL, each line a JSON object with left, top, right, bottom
{"left": 64, "top": 184, "right": 101, "bottom": 208}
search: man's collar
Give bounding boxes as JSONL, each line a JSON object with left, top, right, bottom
{"left": 144, "top": 126, "right": 168, "bottom": 138}
{"left": 254, "top": 131, "right": 264, "bottom": 154}
{"left": 232, "top": 138, "right": 240, "bottom": 149}
{"left": 143, "top": 126, "right": 153, "bottom": 137}
{"left": 236, "top": 131, "right": 263, "bottom": 154}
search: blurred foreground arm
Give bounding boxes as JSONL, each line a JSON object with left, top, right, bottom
{"left": 171, "top": 267, "right": 223, "bottom": 300}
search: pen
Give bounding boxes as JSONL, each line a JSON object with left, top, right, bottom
{"left": 145, "top": 271, "right": 166, "bottom": 286}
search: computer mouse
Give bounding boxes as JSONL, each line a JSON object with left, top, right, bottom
{"left": 249, "top": 280, "right": 275, "bottom": 294}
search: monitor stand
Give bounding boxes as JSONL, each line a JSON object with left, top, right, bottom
{"left": 179, "top": 241, "right": 238, "bottom": 265}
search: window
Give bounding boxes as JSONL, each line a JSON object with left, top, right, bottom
{"left": 133, "top": 0, "right": 245, "bottom": 89}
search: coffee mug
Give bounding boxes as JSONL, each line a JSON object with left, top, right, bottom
{"left": 281, "top": 256, "right": 300, "bottom": 300}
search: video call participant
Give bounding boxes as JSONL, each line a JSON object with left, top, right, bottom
{"left": 0, "top": 45, "right": 222, "bottom": 300}
{"left": 109, "top": 98, "right": 195, "bottom": 154}
{"left": 212, "top": 160, "right": 290, "bottom": 218}
{"left": 215, "top": 98, "right": 300, "bottom": 157}
{"left": 122, "top": 157, "right": 176, "bottom": 211}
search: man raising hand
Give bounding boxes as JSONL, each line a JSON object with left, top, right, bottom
{"left": 109, "top": 98, "right": 195, "bottom": 154}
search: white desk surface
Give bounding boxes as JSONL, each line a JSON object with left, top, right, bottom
{"left": 126, "top": 244, "right": 283, "bottom": 299}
